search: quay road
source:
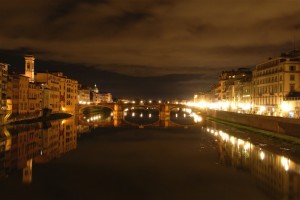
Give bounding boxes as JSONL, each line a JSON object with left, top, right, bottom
{"left": 0, "top": 114, "right": 300, "bottom": 200}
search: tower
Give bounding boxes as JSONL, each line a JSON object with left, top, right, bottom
{"left": 24, "top": 55, "right": 35, "bottom": 82}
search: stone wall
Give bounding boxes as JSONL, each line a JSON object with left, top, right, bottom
{"left": 206, "top": 110, "right": 300, "bottom": 138}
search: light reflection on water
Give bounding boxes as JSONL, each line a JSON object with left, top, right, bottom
{"left": 0, "top": 117, "right": 78, "bottom": 184}
{"left": 1, "top": 115, "right": 300, "bottom": 200}
{"left": 80, "top": 108, "right": 203, "bottom": 127}
{"left": 204, "top": 125, "right": 300, "bottom": 200}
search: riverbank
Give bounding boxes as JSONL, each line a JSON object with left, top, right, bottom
{"left": 205, "top": 109, "right": 300, "bottom": 139}
{"left": 9, "top": 113, "right": 73, "bottom": 125}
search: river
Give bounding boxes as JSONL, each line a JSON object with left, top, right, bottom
{"left": 0, "top": 111, "right": 300, "bottom": 200}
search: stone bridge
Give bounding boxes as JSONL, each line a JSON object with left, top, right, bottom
{"left": 77, "top": 102, "right": 200, "bottom": 127}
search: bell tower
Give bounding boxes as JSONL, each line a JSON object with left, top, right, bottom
{"left": 24, "top": 55, "right": 35, "bottom": 82}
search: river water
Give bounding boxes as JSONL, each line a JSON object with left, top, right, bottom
{"left": 0, "top": 111, "right": 300, "bottom": 200}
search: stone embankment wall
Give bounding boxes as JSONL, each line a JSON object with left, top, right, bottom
{"left": 206, "top": 110, "right": 300, "bottom": 138}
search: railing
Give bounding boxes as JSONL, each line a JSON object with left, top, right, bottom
{"left": 283, "top": 96, "right": 300, "bottom": 101}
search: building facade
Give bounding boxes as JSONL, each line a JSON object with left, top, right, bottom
{"left": 36, "top": 72, "right": 78, "bottom": 114}
{"left": 11, "top": 74, "right": 30, "bottom": 115}
{"left": 35, "top": 73, "right": 61, "bottom": 113}
{"left": 252, "top": 50, "right": 300, "bottom": 116}
{"left": 0, "top": 63, "right": 8, "bottom": 124}
{"left": 24, "top": 55, "right": 35, "bottom": 82}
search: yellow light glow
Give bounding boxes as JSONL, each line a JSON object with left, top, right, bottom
{"left": 281, "top": 102, "right": 292, "bottom": 112}
{"left": 230, "top": 136, "right": 235, "bottom": 145}
{"left": 260, "top": 151, "right": 265, "bottom": 160}
{"left": 259, "top": 106, "right": 266, "bottom": 113}
{"left": 237, "top": 139, "right": 245, "bottom": 146}
{"left": 244, "top": 142, "right": 251, "bottom": 151}
{"left": 281, "top": 156, "right": 290, "bottom": 171}
{"left": 231, "top": 102, "right": 237, "bottom": 110}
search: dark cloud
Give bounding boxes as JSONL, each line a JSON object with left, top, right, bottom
{"left": 1, "top": 0, "right": 300, "bottom": 99}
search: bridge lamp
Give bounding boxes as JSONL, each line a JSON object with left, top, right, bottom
{"left": 158, "top": 100, "right": 162, "bottom": 104}
{"left": 149, "top": 100, "right": 152, "bottom": 103}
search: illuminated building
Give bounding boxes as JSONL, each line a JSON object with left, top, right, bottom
{"left": 91, "top": 84, "right": 101, "bottom": 103}
{"left": 217, "top": 68, "right": 252, "bottom": 111}
{"left": 36, "top": 72, "right": 78, "bottom": 114}
{"left": 52, "top": 72, "right": 78, "bottom": 114}
{"left": 252, "top": 49, "right": 300, "bottom": 116}
{"left": 98, "top": 92, "right": 113, "bottom": 103}
{"left": 35, "top": 73, "right": 61, "bottom": 113}
{"left": 24, "top": 55, "right": 35, "bottom": 82}
{"left": 11, "top": 74, "right": 30, "bottom": 115}
{"left": 78, "top": 87, "right": 91, "bottom": 104}
{"left": 28, "top": 82, "right": 41, "bottom": 116}
{"left": 0, "top": 63, "right": 8, "bottom": 124}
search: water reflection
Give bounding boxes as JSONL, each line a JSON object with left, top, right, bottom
{"left": 79, "top": 108, "right": 204, "bottom": 127}
{"left": 204, "top": 126, "right": 300, "bottom": 200}
{"left": 0, "top": 117, "right": 77, "bottom": 184}
{"left": 124, "top": 107, "right": 160, "bottom": 125}
{"left": 170, "top": 108, "right": 203, "bottom": 124}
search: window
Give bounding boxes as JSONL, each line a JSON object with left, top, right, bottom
{"left": 290, "top": 74, "right": 295, "bottom": 81}
{"left": 280, "top": 84, "right": 282, "bottom": 92}
{"left": 290, "top": 66, "right": 296, "bottom": 71}
{"left": 290, "top": 84, "right": 295, "bottom": 92}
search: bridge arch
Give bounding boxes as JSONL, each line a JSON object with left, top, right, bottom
{"left": 77, "top": 102, "right": 202, "bottom": 127}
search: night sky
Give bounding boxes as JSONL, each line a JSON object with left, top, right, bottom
{"left": 1, "top": 0, "right": 300, "bottom": 99}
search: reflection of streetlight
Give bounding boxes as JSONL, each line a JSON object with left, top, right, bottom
{"left": 281, "top": 156, "right": 290, "bottom": 171}
{"left": 149, "top": 113, "right": 152, "bottom": 118}
{"left": 260, "top": 151, "right": 265, "bottom": 160}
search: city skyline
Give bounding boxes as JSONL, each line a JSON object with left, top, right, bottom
{"left": 1, "top": 0, "right": 300, "bottom": 99}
